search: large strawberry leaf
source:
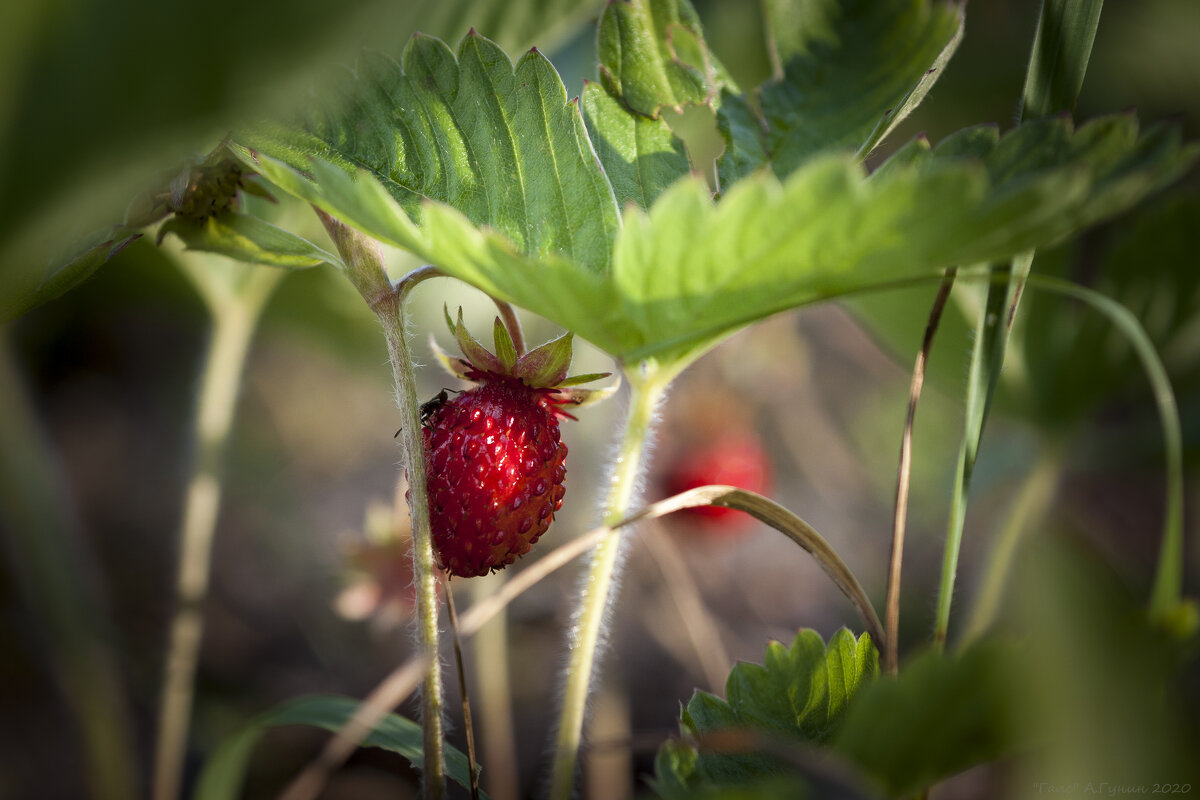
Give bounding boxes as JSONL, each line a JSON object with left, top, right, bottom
{"left": 580, "top": 81, "right": 692, "bottom": 211}
{"left": 238, "top": 31, "right": 620, "bottom": 274}
{"left": 240, "top": 110, "right": 1195, "bottom": 368}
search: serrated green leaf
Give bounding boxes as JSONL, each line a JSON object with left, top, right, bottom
{"left": 724, "top": 659, "right": 797, "bottom": 737}
{"left": 192, "top": 694, "right": 486, "bottom": 800}
{"left": 651, "top": 738, "right": 702, "bottom": 799}
{"left": 241, "top": 21, "right": 1195, "bottom": 375}
{"left": 719, "top": 0, "right": 964, "bottom": 184}
{"left": 596, "top": 0, "right": 731, "bottom": 119}
{"left": 159, "top": 212, "right": 340, "bottom": 269}
{"left": 655, "top": 628, "right": 879, "bottom": 796}
{"left": 236, "top": 30, "right": 620, "bottom": 274}
{"left": 581, "top": 81, "right": 692, "bottom": 210}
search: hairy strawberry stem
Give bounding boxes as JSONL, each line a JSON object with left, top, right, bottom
{"left": 317, "top": 211, "right": 446, "bottom": 799}
{"left": 550, "top": 364, "right": 671, "bottom": 800}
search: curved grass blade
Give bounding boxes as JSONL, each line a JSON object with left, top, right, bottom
{"left": 1025, "top": 275, "right": 1185, "bottom": 619}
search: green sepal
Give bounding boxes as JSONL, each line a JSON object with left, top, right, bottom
{"left": 446, "top": 305, "right": 505, "bottom": 375}
{"left": 429, "top": 335, "right": 474, "bottom": 382}
{"left": 557, "top": 372, "right": 612, "bottom": 387}
{"left": 493, "top": 316, "right": 519, "bottom": 371}
{"left": 514, "top": 330, "right": 574, "bottom": 387}
{"left": 554, "top": 380, "right": 620, "bottom": 410}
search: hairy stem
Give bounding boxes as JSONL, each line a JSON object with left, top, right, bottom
{"left": 318, "top": 210, "right": 446, "bottom": 799}
{"left": 153, "top": 266, "right": 279, "bottom": 800}
{"left": 549, "top": 368, "right": 667, "bottom": 800}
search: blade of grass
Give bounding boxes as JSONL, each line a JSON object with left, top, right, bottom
{"left": 962, "top": 440, "right": 1066, "bottom": 643}
{"left": 1019, "top": 0, "right": 1103, "bottom": 119}
{"left": 933, "top": 254, "right": 1031, "bottom": 648}
{"left": 470, "top": 575, "right": 519, "bottom": 800}
{"left": 640, "top": 521, "right": 732, "bottom": 692}
{"left": 1026, "top": 275, "right": 1184, "bottom": 618}
{"left": 932, "top": 0, "right": 1102, "bottom": 649}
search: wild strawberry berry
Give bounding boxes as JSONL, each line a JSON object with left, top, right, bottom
{"left": 417, "top": 307, "right": 614, "bottom": 578}
{"left": 663, "top": 431, "right": 772, "bottom": 534}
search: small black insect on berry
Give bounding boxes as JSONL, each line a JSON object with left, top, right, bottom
{"left": 396, "top": 388, "right": 462, "bottom": 438}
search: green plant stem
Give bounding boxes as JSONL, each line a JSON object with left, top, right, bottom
{"left": 153, "top": 265, "right": 280, "bottom": 800}
{"left": 1027, "top": 275, "right": 1185, "bottom": 618}
{"left": 549, "top": 366, "right": 669, "bottom": 800}
{"left": 318, "top": 210, "right": 447, "bottom": 799}
{"left": 932, "top": 255, "right": 1032, "bottom": 649}
{"left": 0, "top": 333, "right": 138, "bottom": 800}
{"left": 444, "top": 582, "right": 480, "bottom": 800}
{"left": 932, "top": 0, "right": 1103, "bottom": 652}
{"left": 962, "top": 441, "right": 1065, "bottom": 644}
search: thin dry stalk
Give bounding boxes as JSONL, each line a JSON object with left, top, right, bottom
{"left": 445, "top": 581, "right": 481, "bottom": 800}
{"left": 885, "top": 269, "right": 957, "bottom": 674}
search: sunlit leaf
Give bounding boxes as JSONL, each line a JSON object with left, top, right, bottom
{"left": 244, "top": 107, "right": 1195, "bottom": 373}
{"left": 237, "top": 30, "right": 620, "bottom": 274}
{"left": 159, "top": 212, "right": 340, "bottom": 269}
{"left": 581, "top": 81, "right": 692, "bottom": 210}
{"left": 652, "top": 628, "right": 878, "bottom": 796}
{"left": 594, "top": 0, "right": 733, "bottom": 119}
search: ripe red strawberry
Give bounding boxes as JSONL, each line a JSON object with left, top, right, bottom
{"left": 418, "top": 308, "right": 613, "bottom": 578}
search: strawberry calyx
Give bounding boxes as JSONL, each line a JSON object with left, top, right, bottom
{"left": 430, "top": 305, "right": 618, "bottom": 410}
